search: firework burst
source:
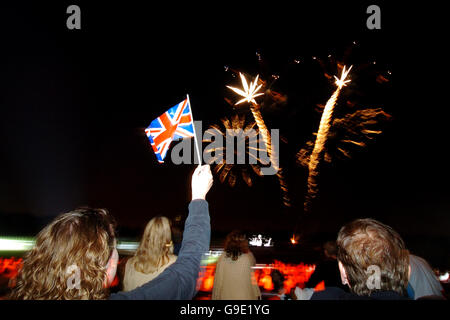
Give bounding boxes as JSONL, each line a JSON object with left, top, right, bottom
{"left": 303, "top": 65, "right": 352, "bottom": 212}
{"left": 227, "top": 72, "right": 291, "bottom": 206}
{"left": 203, "top": 114, "right": 267, "bottom": 187}
{"left": 297, "top": 108, "right": 392, "bottom": 167}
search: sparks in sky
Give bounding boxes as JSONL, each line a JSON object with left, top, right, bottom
{"left": 304, "top": 65, "right": 352, "bottom": 212}
{"left": 226, "top": 72, "right": 290, "bottom": 207}
{"left": 203, "top": 114, "right": 267, "bottom": 187}
{"left": 297, "top": 108, "right": 392, "bottom": 167}
{"left": 334, "top": 65, "right": 352, "bottom": 89}
{"left": 227, "top": 73, "right": 264, "bottom": 105}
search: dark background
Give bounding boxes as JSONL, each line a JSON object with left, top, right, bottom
{"left": 0, "top": 2, "right": 449, "bottom": 267}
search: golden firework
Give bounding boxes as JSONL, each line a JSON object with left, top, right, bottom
{"left": 203, "top": 114, "right": 267, "bottom": 187}
{"left": 304, "top": 65, "right": 352, "bottom": 212}
{"left": 226, "top": 72, "right": 291, "bottom": 206}
{"left": 334, "top": 65, "right": 352, "bottom": 89}
{"left": 226, "top": 73, "right": 264, "bottom": 105}
{"left": 297, "top": 108, "right": 392, "bottom": 167}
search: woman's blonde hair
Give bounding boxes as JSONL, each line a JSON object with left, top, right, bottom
{"left": 10, "top": 208, "right": 116, "bottom": 300}
{"left": 132, "top": 216, "right": 173, "bottom": 274}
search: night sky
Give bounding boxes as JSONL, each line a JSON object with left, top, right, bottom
{"left": 0, "top": 2, "right": 449, "bottom": 265}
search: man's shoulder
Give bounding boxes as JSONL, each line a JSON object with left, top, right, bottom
{"left": 311, "top": 287, "right": 369, "bottom": 300}
{"left": 312, "top": 287, "right": 411, "bottom": 300}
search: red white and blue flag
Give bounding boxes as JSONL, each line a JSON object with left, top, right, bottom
{"left": 145, "top": 98, "right": 195, "bottom": 163}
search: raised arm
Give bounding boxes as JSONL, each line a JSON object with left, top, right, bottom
{"left": 110, "top": 165, "right": 213, "bottom": 300}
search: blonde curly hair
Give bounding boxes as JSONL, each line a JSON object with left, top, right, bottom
{"left": 131, "top": 216, "right": 174, "bottom": 274}
{"left": 10, "top": 208, "right": 116, "bottom": 300}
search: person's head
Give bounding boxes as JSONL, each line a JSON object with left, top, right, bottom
{"left": 271, "top": 269, "right": 285, "bottom": 294}
{"left": 336, "top": 218, "right": 409, "bottom": 296}
{"left": 323, "top": 240, "right": 337, "bottom": 259}
{"left": 224, "top": 230, "right": 249, "bottom": 261}
{"left": 10, "top": 208, "right": 117, "bottom": 300}
{"left": 133, "top": 216, "right": 173, "bottom": 274}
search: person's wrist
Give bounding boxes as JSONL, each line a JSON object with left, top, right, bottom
{"left": 192, "top": 193, "right": 206, "bottom": 201}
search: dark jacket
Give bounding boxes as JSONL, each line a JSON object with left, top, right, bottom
{"left": 311, "top": 287, "right": 410, "bottom": 300}
{"left": 110, "top": 199, "right": 210, "bottom": 300}
{"left": 306, "top": 258, "right": 343, "bottom": 289}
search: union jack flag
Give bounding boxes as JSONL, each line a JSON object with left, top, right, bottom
{"left": 145, "top": 98, "right": 195, "bottom": 163}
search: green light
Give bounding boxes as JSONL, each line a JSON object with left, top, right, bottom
{"left": 0, "top": 237, "right": 140, "bottom": 253}
{"left": 0, "top": 237, "right": 35, "bottom": 251}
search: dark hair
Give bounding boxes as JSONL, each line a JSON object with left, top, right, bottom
{"left": 224, "top": 230, "right": 249, "bottom": 261}
{"left": 323, "top": 240, "right": 337, "bottom": 257}
{"left": 271, "top": 269, "right": 285, "bottom": 293}
{"left": 337, "top": 218, "right": 409, "bottom": 296}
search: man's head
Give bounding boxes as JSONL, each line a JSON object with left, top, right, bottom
{"left": 336, "top": 218, "right": 409, "bottom": 296}
{"left": 10, "top": 207, "right": 117, "bottom": 300}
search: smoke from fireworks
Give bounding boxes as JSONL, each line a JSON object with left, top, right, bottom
{"left": 304, "top": 65, "right": 352, "bottom": 212}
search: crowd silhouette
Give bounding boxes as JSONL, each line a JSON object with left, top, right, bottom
{"left": 0, "top": 165, "right": 447, "bottom": 300}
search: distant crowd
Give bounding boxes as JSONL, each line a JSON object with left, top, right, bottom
{"left": 4, "top": 165, "right": 447, "bottom": 300}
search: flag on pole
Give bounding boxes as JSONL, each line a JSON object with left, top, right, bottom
{"left": 145, "top": 98, "right": 195, "bottom": 163}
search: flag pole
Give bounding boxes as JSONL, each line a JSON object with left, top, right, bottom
{"left": 186, "top": 94, "right": 202, "bottom": 166}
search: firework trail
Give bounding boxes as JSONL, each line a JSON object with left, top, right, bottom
{"left": 304, "top": 65, "right": 352, "bottom": 212}
{"left": 227, "top": 73, "right": 291, "bottom": 206}
{"left": 251, "top": 104, "right": 291, "bottom": 207}
{"left": 249, "top": 102, "right": 277, "bottom": 170}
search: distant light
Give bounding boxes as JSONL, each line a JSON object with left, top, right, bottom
{"left": 249, "top": 234, "right": 273, "bottom": 247}
{"left": 0, "top": 238, "right": 35, "bottom": 251}
{"left": 249, "top": 234, "right": 263, "bottom": 246}
{"left": 201, "top": 250, "right": 223, "bottom": 265}
{"left": 290, "top": 233, "right": 300, "bottom": 245}
{"left": 0, "top": 237, "right": 141, "bottom": 252}
{"left": 439, "top": 272, "right": 449, "bottom": 282}
{"left": 116, "top": 241, "right": 139, "bottom": 251}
